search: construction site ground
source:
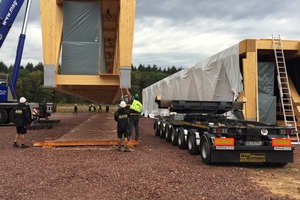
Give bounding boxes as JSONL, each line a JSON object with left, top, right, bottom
{"left": 0, "top": 112, "right": 300, "bottom": 199}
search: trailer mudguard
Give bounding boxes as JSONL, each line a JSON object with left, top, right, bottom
{"left": 210, "top": 146, "right": 294, "bottom": 163}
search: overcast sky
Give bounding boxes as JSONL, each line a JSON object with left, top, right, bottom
{"left": 0, "top": 0, "right": 299, "bottom": 69}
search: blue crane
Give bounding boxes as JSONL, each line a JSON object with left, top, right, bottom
{"left": 0, "top": 0, "right": 31, "bottom": 100}
{"left": 0, "top": 0, "right": 56, "bottom": 126}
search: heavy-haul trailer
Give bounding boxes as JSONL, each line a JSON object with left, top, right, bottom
{"left": 154, "top": 98, "right": 294, "bottom": 167}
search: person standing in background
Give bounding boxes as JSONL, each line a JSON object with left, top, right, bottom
{"left": 106, "top": 104, "right": 110, "bottom": 113}
{"left": 124, "top": 88, "right": 142, "bottom": 141}
{"left": 98, "top": 104, "right": 102, "bottom": 113}
{"left": 13, "top": 97, "right": 32, "bottom": 148}
{"left": 73, "top": 104, "right": 78, "bottom": 114}
{"left": 114, "top": 101, "right": 131, "bottom": 152}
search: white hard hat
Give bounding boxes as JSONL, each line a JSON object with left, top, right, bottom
{"left": 119, "top": 101, "right": 126, "bottom": 108}
{"left": 19, "top": 97, "right": 27, "bottom": 103}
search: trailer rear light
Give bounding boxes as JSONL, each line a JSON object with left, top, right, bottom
{"left": 214, "top": 138, "right": 234, "bottom": 146}
{"left": 280, "top": 129, "right": 293, "bottom": 135}
{"left": 271, "top": 138, "right": 291, "bottom": 147}
{"left": 260, "top": 128, "right": 268, "bottom": 136}
{"left": 212, "top": 128, "right": 228, "bottom": 134}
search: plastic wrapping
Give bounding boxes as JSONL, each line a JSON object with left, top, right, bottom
{"left": 258, "top": 62, "right": 275, "bottom": 95}
{"left": 61, "top": 42, "right": 100, "bottom": 75}
{"left": 258, "top": 94, "right": 276, "bottom": 124}
{"left": 142, "top": 44, "right": 243, "bottom": 118}
{"left": 61, "top": 1, "right": 105, "bottom": 75}
{"left": 258, "top": 62, "right": 276, "bottom": 124}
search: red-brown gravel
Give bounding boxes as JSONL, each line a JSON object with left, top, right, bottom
{"left": 0, "top": 113, "right": 298, "bottom": 200}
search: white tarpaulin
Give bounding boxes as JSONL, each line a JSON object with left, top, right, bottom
{"left": 142, "top": 44, "right": 243, "bottom": 118}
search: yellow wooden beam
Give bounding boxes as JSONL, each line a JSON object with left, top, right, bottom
{"left": 239, "top": 40, "right": 257, "bottom": 121}
{"left": 40, "top": 0, "right": 63, "bottom": 71}
{"left": 239, "top": 39, "right": 256, "bottom": 53}
{"left": 56, "top": 74, "right": 120, "bottom": 86}
{"left": 256, "top": 39, "right": 300, "bottom": 50}
{"left": 33, "top": 140, "right": 139, "bottom": 148}
{"left": 289, "top": 77, "right": 300, "bottom": 131}
{"left": 118, "top": 0, "right": 136, "bottom": 68}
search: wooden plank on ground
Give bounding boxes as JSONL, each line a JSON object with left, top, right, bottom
{"left": 32, "top": 140, "right": 139, "bottom": 148}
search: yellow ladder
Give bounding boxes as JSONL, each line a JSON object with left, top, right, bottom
{"left": 272, "top": 35, "right": 299, "bottom": 143}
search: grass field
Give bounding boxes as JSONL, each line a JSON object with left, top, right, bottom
{"left": 56, "top": 103, "right": 119, "bottom": 113}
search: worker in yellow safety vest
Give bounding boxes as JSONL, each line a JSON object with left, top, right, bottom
{"left": 124, "top": 88, "right": 142, "bottom": 141}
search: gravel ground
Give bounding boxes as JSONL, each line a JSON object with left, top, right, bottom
{"left": 0, "top": 112, "right": 298, "bottom": 200}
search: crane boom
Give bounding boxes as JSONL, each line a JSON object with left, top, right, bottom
{"left": 0, "top": 0, "right": 56, "bottom": 126}
{"left": 0, "top": 0, "right": 25, "bottom": 48}
{"left": 9, "top": 0, "right": 31, "bottom": 99}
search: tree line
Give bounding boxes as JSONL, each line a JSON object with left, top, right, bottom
{"left": 0, "top": 61, "right": 182, "bottom": 103}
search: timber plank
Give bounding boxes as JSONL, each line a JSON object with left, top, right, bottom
{"left": 32, "top": 140, "right": 139, "bottom": 148}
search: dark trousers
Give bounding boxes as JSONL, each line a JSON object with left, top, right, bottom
{"left": 129, "top": 115, "right": 140, "bottom": 140}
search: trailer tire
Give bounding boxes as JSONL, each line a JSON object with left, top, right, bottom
{"left": 178, "top": 127, "right": 188, "bottom": 149}
{"left": 187, "top": 129, "right": 200, "bottom": 155}
{"left": 154, "top": 120, "right": 161, "bottom": 136}
{"left": 0, "top": 109, "right": 8, "bottom": 125}
{"left": 263, "top": 162, "right": 288, "bottom": 167}
{"left": 9, "top": 109, "right": 15, "bottom": 124}
{"left": 171, "top": 127, "right": 179, "bottom": 146}
{"left": 159, "top": 122, "right": 166, "bottom": 139}
{"left": 200, "top": 134, "right": 212, "bottom": 164}
{"left": 165, "top": 124, "right": 173, "bottom": 142}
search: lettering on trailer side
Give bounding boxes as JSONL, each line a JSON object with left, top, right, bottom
{"left": 240, "top": 153, "right": 266, "bottom": 162}
{"left": 0, "top": 90, "right": 7, "bottom": 95}
{"left": 274, "top": 147, "right": 292, "bottom": 151}
{"left": 2, "top": 0, "right": 18, "bottom": 26}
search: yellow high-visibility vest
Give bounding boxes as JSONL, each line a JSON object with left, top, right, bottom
{"left": 130, "top": 99, "right": 142, "bottom": 113}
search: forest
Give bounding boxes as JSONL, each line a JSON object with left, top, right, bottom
{"left": 0, "top": 61, "right": 182, "bottom": 104}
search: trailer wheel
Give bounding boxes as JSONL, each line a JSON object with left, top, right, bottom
{"left": 159, "top": 122, "right": 166, "bottom": 139}
{"left": 200, "top": 134, "right": 212, "bottom": 164}
{"left": 165, "top": 124, "right": 173, "bottom": 142}
{"left": 263, "top": 162, "right": 288, "bottom": 167}
{"left": 0, "top": 109, "right": 8, "bottom": 125}
{"left": 187, "top": 129, "right": 200, "bottom": 155}
{"left": 178, "top": 127, "right": 188, "bottom": 149}
{"left": 154, "top": 120, "right": 161, "bottom": 136}
{"left": 9, "top": 109, "right": 15, "bottom": 124}
{"left": 171, "top": 127, "right": 179, "bottom": 146}
{"left": 164, "top": 122, "right": 170, "bottom": 139}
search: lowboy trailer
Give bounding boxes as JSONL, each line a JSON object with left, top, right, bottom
{"left": 154, "top": 98, "right": 294, "bottom": 167}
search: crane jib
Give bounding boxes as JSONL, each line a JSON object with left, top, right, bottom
{"left": 0, "top": 0, "right": 25, "bottom": 47}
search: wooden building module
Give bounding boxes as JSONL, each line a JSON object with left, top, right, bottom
{"left": 40, "top": 0, "right": 136, "bottom": 103}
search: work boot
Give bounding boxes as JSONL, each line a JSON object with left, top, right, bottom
{"left": 21, "top": 144, "right": 29, "bottom": 149}
{"left": 13, "top": 143, "right": 19, "bottom": 148}
{"left": 117, "top": 146, "right": 121, "bottom": 151}
{"left": 124, "top": 147, "right": 131, "bottom": 152}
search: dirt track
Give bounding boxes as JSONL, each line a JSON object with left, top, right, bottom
{"left": 0, "top": 113, "right": 299, "bottom": 200}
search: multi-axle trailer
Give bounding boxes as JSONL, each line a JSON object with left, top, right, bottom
{"left": 154, "top": 98, "right": 294, "bottom": 167}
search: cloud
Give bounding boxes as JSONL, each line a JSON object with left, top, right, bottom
{"left": 133, "top": 0, "right": 300, "bottom": 68}
{"left": 0, "top": 0, "right": 42, "bottom": 67}
{"left": 1, "top": 0, "right": 300, "bottom": 69}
